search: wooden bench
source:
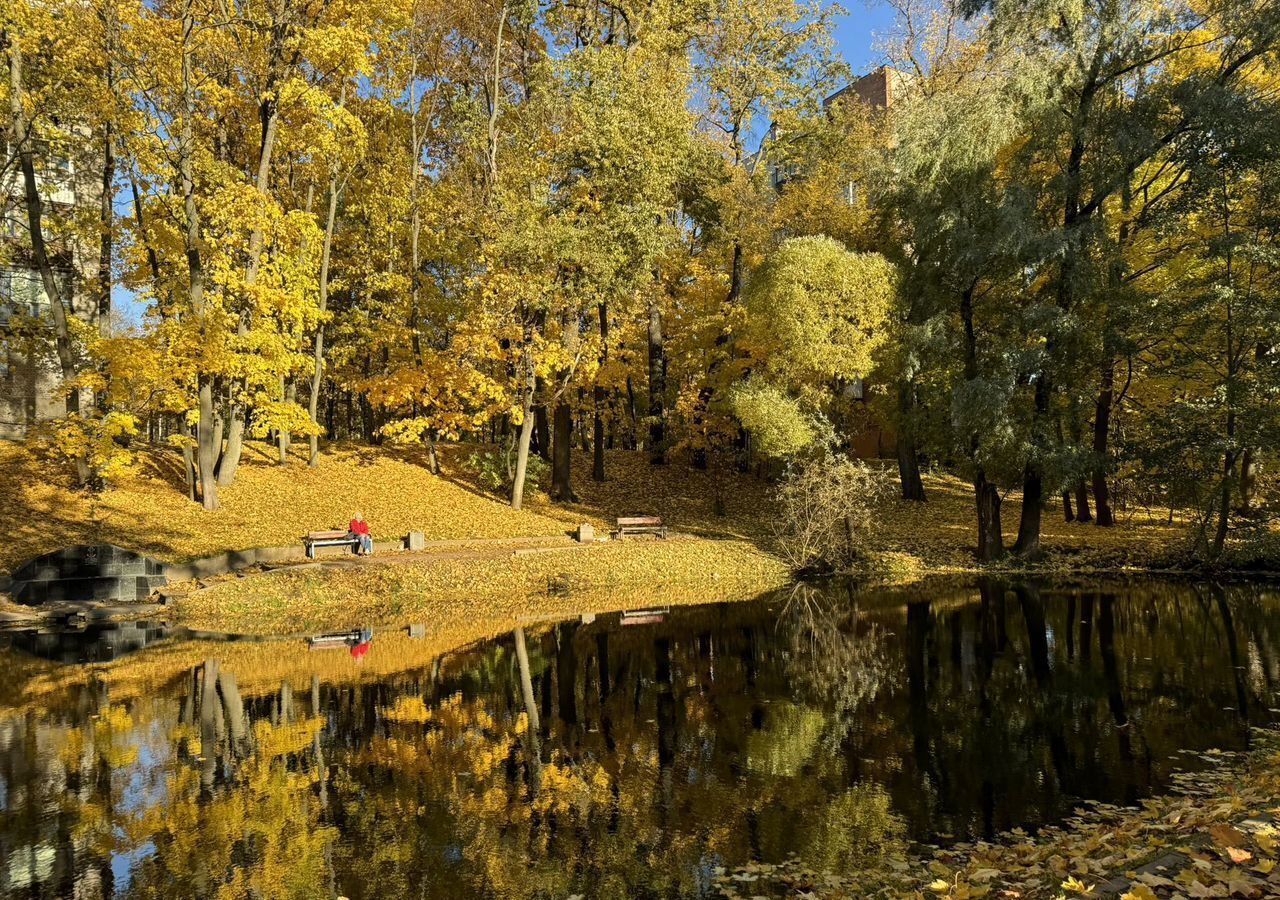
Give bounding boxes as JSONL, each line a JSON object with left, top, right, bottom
{"left": 615, "top": 516, "right": 667, "bottom": 540}
{"left": 303, "top": 530, "right": 358, "bottom": 559}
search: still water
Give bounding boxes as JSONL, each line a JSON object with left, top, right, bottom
{"left": 2, "top": 578, "right": 1278, "bottom": 898}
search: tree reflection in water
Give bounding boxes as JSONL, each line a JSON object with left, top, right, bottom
{"left": 1, "top": 578, "right": 1278, "bottom": 898}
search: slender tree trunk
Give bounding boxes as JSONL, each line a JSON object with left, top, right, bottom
{"left": 1238, "top": 448, "right": 1257, "bottom": 515}
{"left": 647, "top": 295, "right": 666, "bottom": 464}
{"left": 177, "top": 2, "right": 217, "bottom": 510}
{"left": 511, "top": 343, "right": 537, "bottom": 510}
{"left": 97, "top": 112, "right": 114, "bottom": 343}
{"left": 217, "top": 42, "right": 285, "bottom": 489}
{"left": 593, "top": 303, "right": 607, "bottom": 481}
{"left": 310, "top": 165, "right": 339, "bottom": 466}
{"left": 1062, "top": 489, "right": 1074, "bottom": 523}
{"left": 961, "top": 283, "right": 1002, "bottom": 561}
{"left": 1092, "top": 358, "right": 1115, "bottom": 526}
{"left": 1211, "top": 413, "right": 1237, "bottom": 560}
{"left": 7, "top": 35, "right": 89, "bottom": 481}
{"left": 896, "top": 381, "right": 926, "bottom": 501}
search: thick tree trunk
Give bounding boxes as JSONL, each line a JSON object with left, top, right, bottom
{"left": 896, "top": 381, "right": 926, "bottom": 501}
{"left": 1013, "top": 374, "right": 1050, "bottom": 555}
{"left": 217, "top": 407, "right": 245, "bottom": 485}
{"left": 534, "top": 401, "right": 550, "bottom": 461}
{"left": 1092, "top": 358, "right": 1115, "bottom": 526}
{"left": 551, "top": 400, "right": 575, "bottom": 502}
{"left": 1074, "top": 480, "right": 1092, "bottom": 523}
{"left": 1013, "top": 462, "right": 1044, "bottom": 556}
{"left": 975, "top": 471, "right": 1004, "bottom": 561}
{"left": 647, "top": 296, "right": 666, "bottom": 464}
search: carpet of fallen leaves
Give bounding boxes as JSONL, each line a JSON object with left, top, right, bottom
{"left": 2, "top": 439, "right": 1263, "bottom": 582}
{"left": 0, "top": 440, "right": 776, "bottom": 572}
{"left": 716, "top": 731, "right": 1280, "bottom": 900}
{"left": 171, "top": 536, "right": 790, "bottom": 634}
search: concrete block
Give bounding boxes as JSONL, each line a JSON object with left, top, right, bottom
{"left": 407, "top": 531, "right": 426, "bottom": 552}
{"left": 407, "top": 623, "right": 427, "bottom": 639}
{"left": 576, "top": 523, "right": 595, "bottom": 543}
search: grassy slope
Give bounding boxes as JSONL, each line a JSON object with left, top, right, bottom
{"left": 2, "top": 436, "right": 1251, "bottom": 586}
{"left": 0, "top": 439, "right": 773, "bottom": 573}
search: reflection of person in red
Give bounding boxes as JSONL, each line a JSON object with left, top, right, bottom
{"left": 349, "top": 512, "right": 372, "bottom": 556}
{"left": 349, "top": 628, "right": 373, "bottom": 661}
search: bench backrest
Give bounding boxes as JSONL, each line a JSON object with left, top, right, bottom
{"left": 306, "top": 530, "right": 350, "bottom": 540}
{"left": 617, "top": 516, "right": 662, "bottom": 527}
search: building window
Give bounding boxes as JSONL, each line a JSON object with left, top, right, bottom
{"left": 0, "top": 267, "right": 69, "bottom": 325}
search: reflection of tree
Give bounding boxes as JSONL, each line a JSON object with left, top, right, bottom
{"left": 10, "top": 583, "right": 1280, "bottom": 897}
{"left": 779, "top": 582, "right": 901, "bottom": 749}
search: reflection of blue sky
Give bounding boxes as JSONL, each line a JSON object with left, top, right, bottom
{"left": 112, "top": 840, "right": 156, "bottom": 895}
{"left": 120, "top": 718, "right": 172, "bottom": 815}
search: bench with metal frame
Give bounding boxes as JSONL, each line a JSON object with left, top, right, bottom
{"left": 303, "top": 530, "right": 358, "bottom": 559}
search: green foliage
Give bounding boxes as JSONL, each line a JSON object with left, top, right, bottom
{"left": 729, "top": 378, "right": 824, "bottom": 458}
{"left": 466, "top": 448, "right": 548, "bottom": 498}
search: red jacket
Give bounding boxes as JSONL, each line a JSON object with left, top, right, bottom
{"left": 349, "top": 518, "right": 370, "bottom": 536}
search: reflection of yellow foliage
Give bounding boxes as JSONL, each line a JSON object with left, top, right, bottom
{"left": 382, "top": 695, "right": 434, "bottom": 724}
{"left": 254, "top": 716, "right": 323, "bottom": 759}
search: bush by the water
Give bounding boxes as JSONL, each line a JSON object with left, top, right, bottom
{"left": 775, "top": 457, "right": 893, "bottom": 573}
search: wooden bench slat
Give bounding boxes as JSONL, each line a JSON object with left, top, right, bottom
{"left": 306, "top": 530, "right": 350, "bottom": 540}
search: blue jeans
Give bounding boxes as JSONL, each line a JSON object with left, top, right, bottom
{"left": 354, "top": 533, "right": 372, "bottom": 554}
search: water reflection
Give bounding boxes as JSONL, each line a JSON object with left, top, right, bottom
{"left": 2, "top": 578, "right": 1278, "bottom": 899}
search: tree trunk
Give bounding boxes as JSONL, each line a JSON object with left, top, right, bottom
{"left": 647, "top": 296, "right": 666, "bottom": 464}
{"left": 7, "top": 37, "right": 88, "bottom": 481}
{"left": 593, "top": 302, "right": 607, "bottom": 482}
{"left": 961, "top": 283, "right": 1001, "bottom": 561}
{"left": 895, "top": 381, "right": 926, "bottom": 501}
{"left": 177, "top": 4, "right": 217, "bottom": 510}
{"left": 1211, "top": 411, "right": 1237, "bottom": 560}
{"left": 1091, "top": 358, "right": 1115, "bottom": 526}
{"left": 975, "top": 471, "right": 1004, "bottom": 561}
{"left": 1238, "top": 447, "right": 1257, "bottom": 515}
{"left": 1074, "top": 480, "right": 1092, "bottom": 523}
{"left": 534, "top": 401, "right": 550, "bottom": 461}
{"left": 551, "top": 399, "right": 575, "bottom": 502}
{"left": 1013, "top": 461, "right": 1044, "bottom": 557}
{"left": 310, "top": 163, "right": 340, "bottom": 467}
{"left": 510, "top": 346, "right": 537, "bottom": 510}
{"left": 1062, "top": 490, "right": 1074, "bottom": 522}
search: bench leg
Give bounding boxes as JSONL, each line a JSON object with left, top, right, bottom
{"left": 306, "top": 545, "right": 314, "bottom": 560}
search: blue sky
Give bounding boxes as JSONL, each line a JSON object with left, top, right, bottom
{"left": 830, "top": 0, "right": 899, "bottom": 76}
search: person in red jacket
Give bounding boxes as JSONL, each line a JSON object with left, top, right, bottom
{"left": 349, "top": 512, "right": 373, "bottom": 556}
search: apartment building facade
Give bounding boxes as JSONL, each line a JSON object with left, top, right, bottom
{"left": 1, "top": 137, "right": 102, "bottom": 439}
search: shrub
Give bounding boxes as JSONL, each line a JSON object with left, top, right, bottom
{"left": 465, "top": 448, "right": 548, "bottom": 498}
{"left": 774, "top": 456, "right": 893, "bottom": 573}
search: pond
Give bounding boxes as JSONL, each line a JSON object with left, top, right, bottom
{"left": 2, "top": 577, "right": 1278, "bottom": 898}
